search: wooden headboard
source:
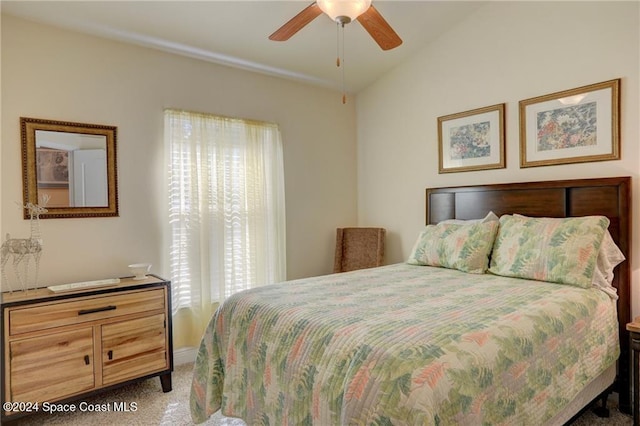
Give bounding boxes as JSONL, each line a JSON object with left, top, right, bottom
{"left": 426, "top": 176, "right": 631, "bottom": 410}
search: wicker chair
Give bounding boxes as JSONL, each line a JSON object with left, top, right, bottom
{"left": 333, "top": 227, "right": 386, "bottom": 273}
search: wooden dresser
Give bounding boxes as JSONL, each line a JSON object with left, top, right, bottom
{"left": 1, "top": 275, "right": 173, "bottom": 422}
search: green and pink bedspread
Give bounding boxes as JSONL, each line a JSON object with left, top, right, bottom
{"left": 190, "top": 263, "right": 619, "bottom": 425}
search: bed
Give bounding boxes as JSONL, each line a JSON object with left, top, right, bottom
{"left": 190, "top": 176, "right": 631, "bottom": 425}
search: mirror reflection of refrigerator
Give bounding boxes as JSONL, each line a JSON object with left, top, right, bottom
{"left": 69, "top": 149, "right": 108, "bottom": 207}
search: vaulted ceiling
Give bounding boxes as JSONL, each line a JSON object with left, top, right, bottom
{"left": 2, "top": 1, "right": 486, "bottom": 93}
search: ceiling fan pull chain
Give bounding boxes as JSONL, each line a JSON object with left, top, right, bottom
{"left": 340, "top": 22, "right": 347, "bottom": 104}
{"left": 336, "top": 22, "right": 341, "bottom": 68}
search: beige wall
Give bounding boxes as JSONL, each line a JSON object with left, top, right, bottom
{"left": 1, "top": 14, "right": 357, "bottom": 288}
{"left": 356, "top": 2, "right": 640, "bottom": 314}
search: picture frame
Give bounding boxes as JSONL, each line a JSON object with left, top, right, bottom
{"left": 36, "top": 147, "right": 69, "bottom": 187}
{"left": 438, "top": 103, "right": 505, "bottom": 173}
{"left": 519, "top": 79, "right": 620, "bottom": 168}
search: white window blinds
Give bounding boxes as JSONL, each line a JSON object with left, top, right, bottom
{"left": 165, "top": 109, "right": 286, "bottom": 319}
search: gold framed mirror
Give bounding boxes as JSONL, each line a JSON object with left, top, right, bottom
{"left": 20, "top": 117, "right": 119, "bottom": 219}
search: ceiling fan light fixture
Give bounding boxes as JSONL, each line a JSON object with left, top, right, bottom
{"left": 317, "top": 0, "right": 372, "bottom": 22}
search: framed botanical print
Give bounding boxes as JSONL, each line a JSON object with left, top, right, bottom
{"left": 519, "top": 79, "right": 620, "bottom": 168}
{"left": 36, "top": 148, "right": 69, "bottom": 187}
{"left": 438, "top": 103, "right": 505, "bottom": 173}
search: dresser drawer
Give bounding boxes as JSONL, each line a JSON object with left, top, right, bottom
{"left": 102, "top": 313, "right": 168, "bottom": 385}
{"left": 9, "top": 327, "right": 95, "bottom": 403}
{"left": 8, "top": 288, "right": 165, "bottom": 336}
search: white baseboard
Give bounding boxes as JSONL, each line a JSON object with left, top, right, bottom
{"left": 173, "top": 347, "right": 197, "bottom": 366}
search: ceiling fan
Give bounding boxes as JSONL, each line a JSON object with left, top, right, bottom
{"left": 269, "top": 0, "right": 402, "bottom": 51}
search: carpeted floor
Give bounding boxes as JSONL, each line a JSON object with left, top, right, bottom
{"left": 8, "top": 362, "right": 633, "bottom": 425}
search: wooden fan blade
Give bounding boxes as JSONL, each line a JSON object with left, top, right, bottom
{"left": 357, "top": 5, "right": 402, "bottom": 51}
{"left": 269, "top": 2, "right": 323, "bottom": 41}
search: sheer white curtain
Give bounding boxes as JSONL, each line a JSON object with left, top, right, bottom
{"left": 165, "top": 109, "right": 286, "bottom": 347}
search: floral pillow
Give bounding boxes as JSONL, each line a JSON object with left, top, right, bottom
{"left": 488, "top": 214, "right": 610, "bottom": 288}
{"left": 407, "top": 221, "right": 499, "bottom": 274}
{"left": 592, "top": 230, "right": 625, "bottom": 298}
{"left": 440, "top": 211, "right": 499, "bottom": 225}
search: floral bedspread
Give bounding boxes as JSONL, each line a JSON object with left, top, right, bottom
{"left": 190, "top": 263, "right": 619, "bottom": 425}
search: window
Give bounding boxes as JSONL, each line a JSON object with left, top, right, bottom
{"left": 165, "top": 109, "right": 286, "bottom": 343}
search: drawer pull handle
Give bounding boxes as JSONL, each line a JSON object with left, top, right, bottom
{"left": 78, "top": 305, "right": 116, "bottom": 315}
{"left": 108, "top": 350, "right": 113, "bottom": 360}
{"left": 84, "top": 355, "right": 90, "bottom": 365}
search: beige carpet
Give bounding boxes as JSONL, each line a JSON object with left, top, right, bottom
{"left": 10, "top": 362, "right": 632, "bottom": 425}
{"left": 9, "top": 363, "right": 240, "bottom": 426}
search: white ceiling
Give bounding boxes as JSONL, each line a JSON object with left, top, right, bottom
{"left": 1, "top": 1, "right": 487, "bottom": 93}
